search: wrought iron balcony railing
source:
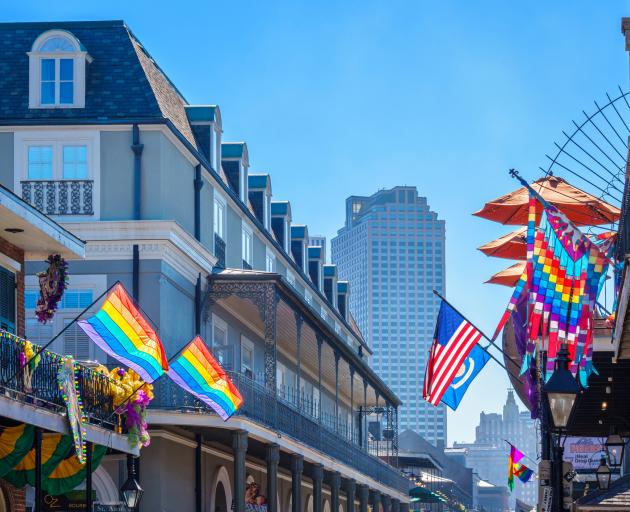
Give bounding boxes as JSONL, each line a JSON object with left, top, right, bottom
{"left": 21, "top": 180, "right": 94, "bottom": 216}
{"left": 0, "top": 331, "right": 117, "bottom": 430}
{"left": 152, "top": 372, "right": 408, "bottom": 493}
{"left": 214, "top": 233, "right": 226, "bottom": 268}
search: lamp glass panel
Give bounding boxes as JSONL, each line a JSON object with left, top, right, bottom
{"left": 548, "top": 392, "right": 576, "bottom": 428}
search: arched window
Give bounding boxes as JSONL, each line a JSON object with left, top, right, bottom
{"left": 28, "top": 30, "right": 91, "bottom": 108}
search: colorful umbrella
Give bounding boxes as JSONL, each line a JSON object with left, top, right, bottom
{"left": 478, "top": 227, "right": 527, "bottom": 260}
{"left": 473, "top": 176, "right": 620, "bottom": 226}
{"left": 485, "top": 261, "right": 526, "bottom": 287}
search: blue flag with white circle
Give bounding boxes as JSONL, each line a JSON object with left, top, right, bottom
{"left": 440, "top": 344, "right": 490, "bottom": 410}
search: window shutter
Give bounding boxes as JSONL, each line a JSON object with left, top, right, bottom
{"left": 63, "top": 319, "right": 90, "bottom": 360}
{"left": 26, "top": 318, "right": 53, "bottom": 346}
{"left": 0, "top": 267, "right": 15, "bottom": 333}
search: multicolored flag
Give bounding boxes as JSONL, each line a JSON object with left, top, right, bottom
{"left": 423, "top": 300, "right": 484, "bottom": 407}
{"left": 168, "top": 336, "right": 243, "bottom": 420}
{"left": 508, "top": 444, "right": 534, "bottom": 491}
{"left": 78, "top": 284, "right": 168, "bottom": 383}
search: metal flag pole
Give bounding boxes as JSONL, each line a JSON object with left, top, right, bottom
{"left": 2, "top": 280, "right": 121, "bottom": 386}
{"left": 432, "top": 289, "right": 522, "bottom": 380}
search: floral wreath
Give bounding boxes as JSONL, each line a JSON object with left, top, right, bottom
{"left": 36, "top": 254, "right": 68, "bottom": 324}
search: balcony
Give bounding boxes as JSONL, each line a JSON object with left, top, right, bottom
{"left": 152, "top": 371, "right": 408, "bottom": 493}
{"left": 21, "top": 180, "right": 94, "bottom": 216}
{"left": 214, "top": 233, "right": 226, "bottom": 268}
{"left": 0, "top": 330, "right": 117, "bottom": 431}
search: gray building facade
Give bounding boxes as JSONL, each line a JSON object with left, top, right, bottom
{"left": 331, "top": 187, "right": 446, "bottom": 446}
{"left": 0, "top": 20, "right": 409, "bottom": 512}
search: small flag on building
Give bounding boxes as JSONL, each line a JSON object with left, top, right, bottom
{"left": 508, "top": 444, "right": 534, "bottom": 491}
{"left": 423, "top": 300, "right": 485, "bottom": 408}
{"left": 78, "top": 284, "right": 169, "bottom": 383}
{"left": 168, "top": 336, "right": 243, "bottom": 420}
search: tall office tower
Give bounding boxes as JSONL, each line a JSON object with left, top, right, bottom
{"left": 331, "top": 186, "right": 447, "bottom": 445}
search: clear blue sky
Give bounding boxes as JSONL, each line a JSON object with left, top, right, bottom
{"left": 4, "top": 1, "right": 629, "bottom": 444}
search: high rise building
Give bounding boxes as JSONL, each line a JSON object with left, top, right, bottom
{"left": 450, "top": 390, "right": 538, "bottom": 509}
{"left": 331, "top": 186, "right": 447, "bottom": 445}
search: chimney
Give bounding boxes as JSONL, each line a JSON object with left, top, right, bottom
{"left": 291, "top": 225, "right": 309, "bottom": 271}
{"left": 248, "top": 174, "right": 272, "bottom": 229}
{"left": 323, "top": 265, "right": 338, "bottom": 307}
{"left": 271, "top": 201, "right": 291, "bottom": 252}
{"left": 337, "top": 281, "right": 349, "bottom": 320}
{"left": 185, "top": 105, "right": 222, "bottom": 171}
{"left": 221, "top": 142, "right": 249, "bottom": 204}
{"left": 307, "top": 246, "right": 324, "bottom": 290}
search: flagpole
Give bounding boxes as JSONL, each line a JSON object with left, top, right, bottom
{"left": 504, "top": 439, "right": 538, "bottom": 465}
{"left": 2, "top": 280, "right": 122, "bottom": 386}
{"left": 432, "top": 290, "right": 523, "bottom": 380}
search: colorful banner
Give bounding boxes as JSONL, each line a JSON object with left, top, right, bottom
{"left": 57, "top": 357, "right": 87, "bottom": 464}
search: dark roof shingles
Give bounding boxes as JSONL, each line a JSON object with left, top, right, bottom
{"left": 0, "top": 21, "right": 196, "bottom": 148}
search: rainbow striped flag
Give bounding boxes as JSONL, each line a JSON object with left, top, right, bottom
{"left": 168, "top": 337, "right": 243, "bottom": 420}
{"left": 78, "top": 284, "right": 168, "bottom": 383}
{"left": 508, "top": 444, "right": 533, "bottom": 491}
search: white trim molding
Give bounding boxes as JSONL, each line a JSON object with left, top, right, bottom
{"left": 62, "top": 220, "right": 218, "bottom": 284}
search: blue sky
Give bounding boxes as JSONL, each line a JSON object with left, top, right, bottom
{"left": 4, "top": 1, "right": 629, "bottom": 444}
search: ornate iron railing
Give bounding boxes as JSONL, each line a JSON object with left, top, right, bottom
{"left": 21, "top": 180, "right": 94, "bottom": 216}
{"left": 152, "top": 372, "right": 408, "bottom": 493}
{"left": 214, "top": 234, "right": 226, "bottom": 268}
{"left": 0, "top": 331, "right": 117, "bottom": 429}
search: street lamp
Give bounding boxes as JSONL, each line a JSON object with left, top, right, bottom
{"left": 595, "top": 456, "right": 611, "bottom": 491}
{"left": 604, "top": 427, "right": 626, "bottom": 469}
{"left": 121, "top": 455, "right": 144, "bottom": 510}
{"left": 543, "top": 344, "right": 580, "bottom": 430}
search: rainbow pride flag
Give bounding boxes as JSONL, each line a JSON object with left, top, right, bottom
{"left": 78, "top": 284, "right": 168, "bottom": 383}
{"left": 508, "top": 444, "right": 533, "bottom": 491}
{"left": 168, "top": 337, "right": 243, "bottom": 420}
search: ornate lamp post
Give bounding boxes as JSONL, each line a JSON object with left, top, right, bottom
{"left": 543, "top": 344, "right": 580, "bottom": 512}
{"left": 604, "top": 427, "right": 626, "bottom": 469}
{"left": 121, "top": 455, "right": 144, "bottom": 511}
{"left": 595, "top": 457, "right": 611, "bottom": 491}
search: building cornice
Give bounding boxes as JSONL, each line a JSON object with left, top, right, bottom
{"left": 62, "top": 220, "right": 217, "bottom": 284}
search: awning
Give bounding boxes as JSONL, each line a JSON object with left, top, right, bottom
{"left": 478, "top": 227, "right": 527, "bottom": 260}
{"left": 485, "top": 261, "right": 525, "bottom": 287}
{"left": 473, "top": 176, "right": 620, "bottom": 226}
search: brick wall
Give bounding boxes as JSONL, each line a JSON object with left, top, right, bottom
{"left": 0, "top": 479, "right": 25, "bottom": 512}
{"left": 0, "top": 236, "right": 25, "bottom": 338}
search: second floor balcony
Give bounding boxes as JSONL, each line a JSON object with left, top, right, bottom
{"left": 21, "top": 179, "right": 94, "bottom": 216}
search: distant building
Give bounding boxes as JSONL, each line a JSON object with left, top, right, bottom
{"left": 331, "top": 186, "right": 446, "bottom": 445}
{"left": 451, "top": 390, "right": 537, "bottom": 509}
{"left": 309, "top": 235, "right": 327, "bottom": 263}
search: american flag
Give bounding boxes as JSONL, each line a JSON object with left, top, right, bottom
{"left": 423, "top": 300, "right": 483, "bottom": 406}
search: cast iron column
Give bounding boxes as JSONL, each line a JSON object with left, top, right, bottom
{"left": 317, "top": 335, "right": 323, "bottom": 423}
{"left": 263, "top": 286, "right": 278, "bottom": 393}
{"left": 266, "top": 444, "right": 280, "bottom": 512}
{"left": 358, "top": 485, "right": 369, "bottom": 512}
{"left": 85, "top": 441, "right": 93, "bottom": 512}
{"left": 382, "top": 494, "right": 391, "bottom": 511}
{"left": 232, "top": 430, "right": 248, "bottom": 512}
{"left": 295, "top": 313, "right": 302, "bottom": 408}
{"left": 345, "top": 479, "right": 356, "bottom": 512}
{"left": 391, "top": 498, "right": 400, "bottom": 512}
{"left": 334, "top": 352, "right": 340, "bottom": 432}
{"left": 291, "top": 454, "right": 303, "bottom": 512}
{"left": 312, "top": 464, "right": 324, "bottom": 512}
{"left": 350, "top": 368, "right": 355, "bottom": 443}
{"left": 330, "top": 471, "right": 341, "bottom": 512}
{"left": 195, "top": 434, "right": 202, "bottom": 512}
{"left": 34, "top": 427, "right": 42, "bottom": 512}
{"left": 371, "top": 490, "right": 381, "bottom": 511}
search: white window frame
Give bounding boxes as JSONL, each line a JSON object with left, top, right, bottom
{"left": 241, "top": 222, "right": 253, "bottom": 267}
{"left": 25, "top": 274, "right": 106, "bottom": 360}
{"left": 265, "top": 247, "right": 275, "bottom": 273}
{"left": 14, "top": 130, "right": 101, "bottom": 220}
{"left": 240, "top": 335, "right": 255, "bottom": 378}
{"left": 213, "top": 192, "right": 226, "bottom": 240}
{"left": 28, "top": 30, "right": 91, "bottom": 109}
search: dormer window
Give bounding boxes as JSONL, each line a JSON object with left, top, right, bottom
{"left": 28, "top": 30, "right": 91, "bottom": 109}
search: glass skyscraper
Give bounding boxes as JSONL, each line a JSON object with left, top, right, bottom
{"left": 331, "top": 186, "right": 447, "bottom": 446}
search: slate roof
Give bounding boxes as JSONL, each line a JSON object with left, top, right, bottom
{"left": 576, "top": 474, "right": 630, "bottom": 508}
{"left": 0, "top": 20, "right": 196, "bottom": 148}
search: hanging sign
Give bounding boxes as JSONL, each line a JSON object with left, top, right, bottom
{"left": 563, "top": 438, "right": 603, "bottom": 471}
